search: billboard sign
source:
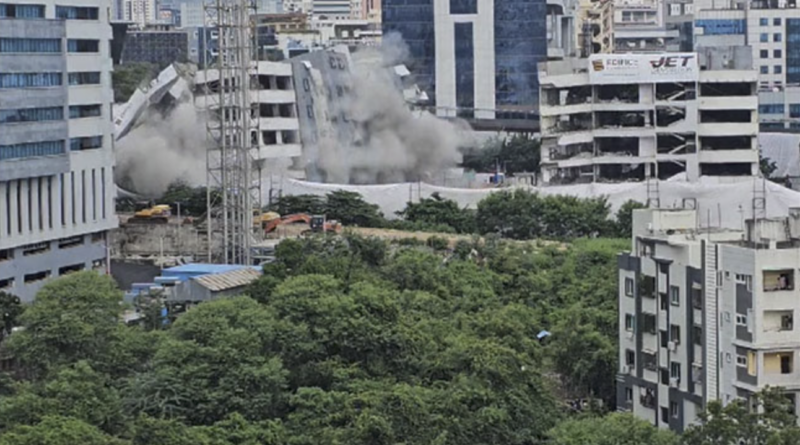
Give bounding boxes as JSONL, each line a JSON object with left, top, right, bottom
{"left": 588, "top": 53, "right": 698, "bottom": 84}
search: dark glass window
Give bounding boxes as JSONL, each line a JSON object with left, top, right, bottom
{"left": 450, "top": 0, "right": 476, "bottom": 14}
{"left": 0, "top": 140, "right": 65, "bottom": 160}
{"left": 0, "top": 107, "right": 63, "bottom": 124}
{"left": 0, "top": 3, "right": 45, "bottom": 18}
{"left": 495, "top": 0, "right": 547, "bottom": 113}
{"left": 454, "top": 22, "right": 474, "bottom": 118}
{"left": 0, "top": 38, "right": 61, "bottom": 53}
{"left": 0, "top": 73, "right": 62, "bottom": 88}
{"left": 69, "top": 104, "right": 102, "bottom": 119}
{"left": 55, "top": 5, "right": 98, "bottom": 19}
{"left": 67, "top": 39, "right": 99, "bottom": 53}
{"left": 68, "top": 72, "right": 101, "bottom": 85}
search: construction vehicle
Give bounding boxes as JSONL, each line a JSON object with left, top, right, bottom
{"left": 261, "top": 213, "right": 342, "bottom": 235}
{"left": 127, "top": 204, "right": 172, "bottom": 224}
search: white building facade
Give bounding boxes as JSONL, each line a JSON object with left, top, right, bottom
{"left": 619, "top": 207, "right": 800, "bottom": 433}
{"left": 0, "top": 0, "right": 117, "bottom": 301}
{"left": 538, "top": 51, "right": 760, "bottom": 185}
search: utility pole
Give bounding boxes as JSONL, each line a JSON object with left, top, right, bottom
{"left": 202, "top": 0, "right": 261, "bottom": 265}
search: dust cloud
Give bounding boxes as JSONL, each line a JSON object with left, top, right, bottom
{"left": 115, "top": 102, "right": 206, "bottom": 197}
{"left": 313, "top": 34, "right": 472, "bottom": 184}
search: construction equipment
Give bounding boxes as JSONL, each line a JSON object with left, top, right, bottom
{"left": 261, "top": 213, "right": 342, "bottom": 234}
{"left": 127, "top": 204, "right": 172, "bottom": 224}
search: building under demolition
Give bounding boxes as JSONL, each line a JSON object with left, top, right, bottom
{"left": 538, "top": 49, "right": 760, "bottom": 185}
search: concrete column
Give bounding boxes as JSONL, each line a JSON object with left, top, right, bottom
{"left": 76, "top": 170, "right": 85, "bottom": 225}
{"left": 54, "top": 174, "right": 64, "bottom": 228}
{"left": 42, "top": 176, "right": 51, "bottom": 230}
{"left": 19, "top": 178, "right": 30, "bottom": 234}
{"left": 9, "top": 180, "right": 19, "bottom": 235}
{"left": 92, "top": 169, "right": 99, "bottom": 222}
{"left": 65, "top": 172, "right": 73, "bottom": 226}
{"left": 0, "top": 182, "right": 7, "bottom": 239}
{"left": 31, "top": 177, "right": 40, "bottom": 232}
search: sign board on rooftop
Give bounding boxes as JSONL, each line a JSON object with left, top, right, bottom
{"left": 588, "top": 53, "right": 698, "bottom": 84}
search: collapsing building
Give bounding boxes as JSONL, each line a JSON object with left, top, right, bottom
{"left": 538, "top": 48, "right": 760, "bottom": 185}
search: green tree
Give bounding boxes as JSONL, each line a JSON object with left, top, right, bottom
{"left": 113, "top": 62, "right": 156, "bottom": 103}
{"left": 0, "top": 416, "right": 124, "bottom": 445}
{"left": 614, "top": 200, "right": 646, "bottom": 238}
{"left": 0, "top": 291, "right": 23, "bottom": 341}
{"left": 160, "top": 182, "right": 212, "bottom": 217}
{"left": 462, "top": 134, "right": 540, "bottom": 175}
{"left": 324, "top": 190, "right": 384, "bottom": 227}
{"left": 549, "top": 412, "right": 678, "bottom": 445}
{"left": 268, "top": 194, "right": 325, "bottom": 216}
{"left": 397, "top": 193, "right": 476, "bottom": 234}
{"left": 476, "top": 190, "right": 612, "bottom": 240}
{"left": 761, "top": 156, "right": 778, "bottom": 178}
{"left": 682, "top": 387, "right": 800, "bottom": 445}
{"left": 6, "top": 272, "right": 127, "bottom": 378}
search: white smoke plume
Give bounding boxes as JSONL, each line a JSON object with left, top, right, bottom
{"left": 115, "top": 102, "right": 206, "bottom": 197}
{"left": 313, "top": 34, "right": 473, "bottom": 184}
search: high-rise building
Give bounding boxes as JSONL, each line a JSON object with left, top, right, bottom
{"left": 123, "top": 0, "right": 157, "bottom": 27}
{"left": 538, "top": 49, "right": 760, "bottom": 185}
{"left": 382, "top": 0, "right": 547, "bottom": 119}
{"left": 0, "top": 0, "right": 117, "bottom": 301}
{"left": 618, "top": 206, "right": 800, "bottom": 433}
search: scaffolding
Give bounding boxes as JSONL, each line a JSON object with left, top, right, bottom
{"left": 203, "top": 0, "right": 261, "bottom": 264}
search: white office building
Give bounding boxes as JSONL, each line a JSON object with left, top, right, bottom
{"left": 123, "top": 0, "right": 156, "bottom": 27}
{"left": 538, "top": 49, "right": 760, "bottom": 185}
{"left": 619, "top": 207, "right": 800, "bottom": 433}
{"left": 0, "top": 0, "right": 117, "bottom": 301}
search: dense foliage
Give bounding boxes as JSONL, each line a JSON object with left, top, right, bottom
{"left": 1, "top": 235, "right": 797, "bottom": 444}
{"left": 461, "top": 134, "right": 540, "bottom": 174}
{"left": 112, "top": 63, "right": 157, "bottom": 103}
{"left": 268, "top": 190, "right": 638, "bottom": 240}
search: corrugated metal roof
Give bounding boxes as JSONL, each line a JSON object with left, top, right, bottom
{"left": 164, "top": 263, "right": 256, "bottom": 274}
{"left": 192, "top": 268, "right": 262, "bottom": 292}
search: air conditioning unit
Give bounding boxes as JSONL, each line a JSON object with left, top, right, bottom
{"left": 621, "top": 365, "right": 630, "bottom": 374}
{"left": 626, "top": 330, "right": 635, "bottom": 339}
{"left": 668, "top": 341, "right": 677, "bottom": 351}
{"left": 669, "top": 377, "right": 680, "bottom": 388}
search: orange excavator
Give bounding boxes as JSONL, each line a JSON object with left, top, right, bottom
{"left": 259, "top": 213, "right": 342, "bottom": 234}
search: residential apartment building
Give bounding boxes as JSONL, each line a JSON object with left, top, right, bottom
{"left": 0, "top": 0, "right": 117, "bottom": 301}
{"left": 576, "top": 0, "right": 614, "bottom": 56}
{"left": 123, "top": 0, "right": 157, "bottom": 27}
{"left": 382, "top": 0, "right": 548, "bottom": 119}
{"left": 538, "top": 49, "right": 759, "bottom": 185}
{"left": 618, "top": 207, "right": 800, "bottom": 433}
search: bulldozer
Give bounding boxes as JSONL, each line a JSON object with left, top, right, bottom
{"left": 127, "top": 204, "right": 172, "bottom": 224}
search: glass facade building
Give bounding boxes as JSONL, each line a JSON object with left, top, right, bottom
{"left": 382, "top": 0, "right": 546, "bottom": 116}
{"left": 787, "top": 19, "right": 800, "bottom": 84}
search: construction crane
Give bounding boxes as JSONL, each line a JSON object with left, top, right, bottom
{"left": 202, "top": 0, "right": 261, "bottom": 264}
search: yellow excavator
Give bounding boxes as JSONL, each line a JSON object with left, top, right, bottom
{"left": 127, "top": 203, "right": 172, "bottom": 224}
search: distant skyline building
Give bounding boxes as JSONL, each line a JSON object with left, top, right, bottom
{"left": 382, "top": 0, "right": 547, "bottom": 119}
{"left": 0, "top": 0, "right": 118, "bottom": 301}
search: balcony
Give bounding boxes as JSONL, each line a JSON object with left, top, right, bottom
{"left": 763, "top": 269, "right": 794, "bottom": 292}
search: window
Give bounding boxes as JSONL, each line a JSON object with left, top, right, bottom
{"left": 761, "top": 65, "right": 770, "bottom": 74}
{"left": 661, "top": 330, "right": 669, "bottom": 348}
{"left": 670, "top": 3, "right": 681, "bottom": 15}
{"left": 670, "top": 324, "right": 681, "bottom": 344}
{"left": 640, "top": 275, "right": 655, "bottom": 298}
{"left": 736, "top": 355, "right": 748, "bottom": 367}
{"left": 762, "top": 49, "right": 770, "bottom": 58}
{"left": 670, "top": 285, "right": 680, "bottom": 306}
{"left": 0, "top": 38, "right": 61, "bottom": 53}
{"left": 692, "top": 285, "right": 703, "bottom": 309}
{"left": 641, "top": 388, "right": 656, "bottom": 408}
{"left": 24, "top": 271, "right": 50, "bottom": 283}
{"left": 761, "top": 33, "right": 769, "bottom": 42}
{"left": 775, "top": 65, "right": 783, "bottom": 75}
{"left": 760, "top": 104, "right": 785, "bottom": 114}
{"left": 781, "top": 355, "right": 792, "bottom": 374}
{"left": 55, "top": 5, "right": 98, "bottom": 19}
{"left": 660, "top": 368, "right": 669, "bottom": 385}
{"left": 69, "top": 136, "right": 102, "bottom": 151}
{"left": 67, "top": 39, "right": 99, "bottom": 53}
{"left": 670, "top": 401, "right": 679, "bottom": 418}
{"left": 625, "top": 277, "right": 634, "bottom": 296}
{"left": 775, "top": 49, "right": 782, "bottom": 58}
{"left": 642, "top": 313, "right": 657, "bottom": 334}
{"left": 775, "top": 33, "right": 782, "bottom": 42}
{"left": 0, "top": 3, "right": 45, "bottom": 18}
{"left": 625, "top": 387, "right": 633, "bottom": 402}
{"left": 0, "top": 72, "right": 62, "bottom": 88}
{"left": 661, "top": 407, "right": 669, "bottom": 423}
{"left": 761, "top": 18, "right": 769, "bottom": 26}
{"left": 643, "top": 352, "right": 657, "bottom": 371}
{"left": 684, "top": 3, "right": 694, "bottom": 13}
{"left": 68, "top": 72, "right": 100, "bottom": 86}
{"left": 670, "top": 361, "right": 681, "bottom": 380}
{"left": 0, "top": 140, "right": 65, "bottom": 160}
{"left": 625, "top": 314, "right": 635, "bottom": 331}
{"left": 68, "top": 104, "right": 101, "bottom": 119}
{"left": 626, "top": 349, "right": 635, "bottom": 366}
{"left": 0, "top": 107, "right": 63, "bottom": 124}
{"left": 450, "top": 0, "right": 476, "bottom": 14}
{"left": 736, "top": 314, "right": 747, "bottom": 326}
{"left": 693, "top": 326, "right": 703, "bottom": 346}
{"left": 0, "top": 277, "right": 12, "bottom": 289}
{"left": 782, "top": 313, "right": 794, "bottom": 331}
{"left": 775, "top": 17, "right": 782, "bottom": 26}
